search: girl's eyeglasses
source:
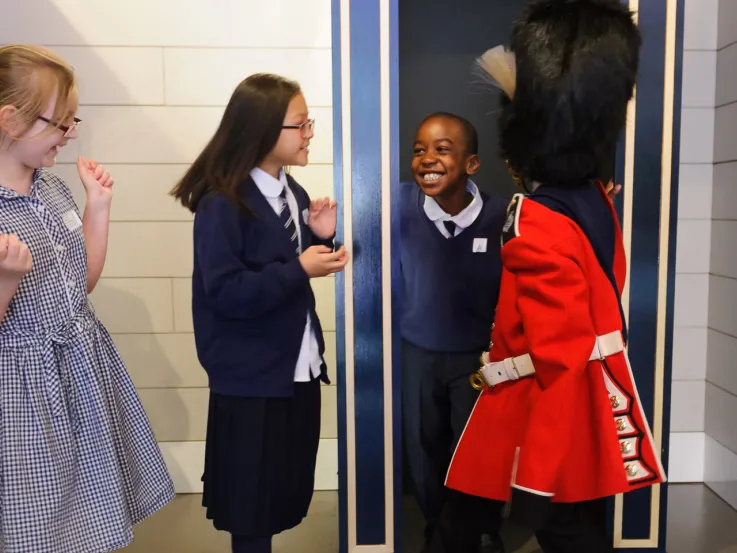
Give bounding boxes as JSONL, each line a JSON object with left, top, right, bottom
{"left": 37, "top": 115, "right": 82, "bottom": 137}
{"left": 282, "top": 118, "right": 315, "bottom": 138}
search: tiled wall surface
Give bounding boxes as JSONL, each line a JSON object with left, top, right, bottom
{"left": 668, "top": 0, "right": 719, "bottom": 483}
{"left": 704, "top": 0, "right": 737, "bottom": 510}
{"left": 3, "top": 0, "right": 730, "bottom": 493}
{"left": 671, "top": 0, "right": 737, "bottom": 505}
{"left": 0, "top": 0, "right": 337, "bottom": 493}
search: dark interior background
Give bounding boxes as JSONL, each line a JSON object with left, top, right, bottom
{"left": 399, "top": 0, "right": 525, "bottom": 201}
{"left": 397, "top": 2, "right": 527, "bottom": 546}
{"left": 397, "top": 0, "right": 620, "bottom": 549}
{"left": 398, "top": 0, "right": 617, "bottom": 199}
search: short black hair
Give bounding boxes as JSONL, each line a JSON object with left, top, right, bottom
{"left": 500, "top": 0, "right": 641, "bottom": 187}
{"left": 420, "top": 112, "right": 479, "bottom": 156}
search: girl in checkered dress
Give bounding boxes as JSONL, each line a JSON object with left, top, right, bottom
{"left": 0, "top": 45, "right": 174, "bottom": 552}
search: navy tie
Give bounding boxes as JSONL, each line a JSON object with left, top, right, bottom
{"left": 279, "top": 189, "right": 300, "bottom": 255}
{"left": 443, "top": 220, "right": 457, "bottom": 237}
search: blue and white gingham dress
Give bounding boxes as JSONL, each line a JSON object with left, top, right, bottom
{"left": 0, "top": 170, "right": 175, "bottom": 552}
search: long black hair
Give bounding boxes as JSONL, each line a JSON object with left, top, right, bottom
{"left": 500, "top": 0, "right": 641, "bottom": 187}
{"left": 170, "top": 73, "right": 301, "bottom": 215}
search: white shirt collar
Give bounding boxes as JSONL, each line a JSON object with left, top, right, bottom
{"left": 423, "top": 179, "right": 484, "bottom": 229}
{"left": 250, "top": 167, "right": 288, "bottom": 198}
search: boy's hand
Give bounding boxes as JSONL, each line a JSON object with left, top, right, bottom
{"left": 0, "top": 234, "right": 32, "bottom": 281}
{"left": 299, "top": 245, "right": 350, "bottom": 277}
{"left": 307, "top": 197, "right": 337, "bottom": 239}
{"left": 77, "top": 155, "right": 114, "bottom": 208}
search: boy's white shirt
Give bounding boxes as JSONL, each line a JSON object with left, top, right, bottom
{"left": 423, "top": 179, "right": 484, "bottom": 238}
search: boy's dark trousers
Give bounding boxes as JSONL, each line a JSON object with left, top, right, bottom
{"left": 401, "top": 339, "right": 503, "bottom": 549}
{"left": 231, "top": 535, "right": 271, "bottom": 553}
{"left": 430, "top": 497, "right": 612, "bottom": 553}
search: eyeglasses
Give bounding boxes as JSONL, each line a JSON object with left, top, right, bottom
{"left": 37, "top": 115, "right": 82, "bottom": 137}
{"left": 282, "top": 118, "right": 315, "bottom": 137}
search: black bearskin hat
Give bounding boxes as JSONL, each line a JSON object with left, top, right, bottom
{"left": 479, "top": 0, "right": 641, "bottom": 188}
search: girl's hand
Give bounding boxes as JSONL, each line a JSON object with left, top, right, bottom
{"left": 605, "top": 180, "right": 622, "bottom": 200}
{"left": 307, "top": 197, "right": 337, "bottom": 239}
{"left": 77, "top": 155, "right": 114, "bottom": 208}
{"left": 0, "top": 234, "right": 32, "bottom": 281}
{"left": 299, "top": 245, "right": 350, "bottom": 277}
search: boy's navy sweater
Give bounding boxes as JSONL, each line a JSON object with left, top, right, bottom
{"left": 400, "top": 182, "right": 507, "bottom": 353}
{"left": 192, "top": 175, "right": 332, "bottom": 398}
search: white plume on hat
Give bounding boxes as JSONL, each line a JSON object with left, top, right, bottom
{"left": 476, "top": 45, "right": 517, "bottom": 99}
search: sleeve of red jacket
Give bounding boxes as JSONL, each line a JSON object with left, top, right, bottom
{"left": 502, "top": 232, "right": 597, "bottom": 530}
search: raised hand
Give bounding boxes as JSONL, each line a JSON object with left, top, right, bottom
{"left": 77, "top": 155, "right": 114, "bottom": 207}
{"left": 605, "top": 180, "right": 622, "bottom": 200}
{"left": 307, "top": 197, "right": 337, "bottom": 239}
{"left": 0, "top": 234, "right": 32, "bottom": 281}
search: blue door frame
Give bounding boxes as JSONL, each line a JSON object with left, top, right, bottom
{"left": 331, "top": 0, "right": 684, "bottom": 551}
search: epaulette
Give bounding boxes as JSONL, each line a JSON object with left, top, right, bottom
{"left": 501, "top": 193, "right": 525, "bottom": 246}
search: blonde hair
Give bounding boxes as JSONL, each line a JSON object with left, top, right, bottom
{"left": 0, "top": 45, "right": 77, "bottom": 139}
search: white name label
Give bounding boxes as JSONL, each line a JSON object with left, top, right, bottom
{"left": 473, "top": 238, "right": 488, "bottom": 253}
{"left": 62, "top": 210, "right": 82, "bottom": 232}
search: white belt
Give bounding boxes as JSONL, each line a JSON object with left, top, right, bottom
{"left": 479, "top": 331, "right": 624, "bottom": 388}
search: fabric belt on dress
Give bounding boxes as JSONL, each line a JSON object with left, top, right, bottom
{"left": 0, "top": 307, "right": 96, "bottom": 431}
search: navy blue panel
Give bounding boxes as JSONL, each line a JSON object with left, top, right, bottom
{"left": 613, "top": 0, "right": 629, "bottom": 224}
{"left": 614, "top": 128, "right": 626, "bottom": 224}
{"left": 350, "top": 0, "right": 387, "bottom": 545}
{"left": 622, "top": 0, "right": 666, "bottom": 542}
{"left": 609, "top": 3, "right": 629, "bottom": 536}
{"left": 613, "top": 0, "right": 630, "bottom": 264}
{"left": 330, "top": 1, "right": 348, "bottom": 551}
{"left": 389, "top": 0, "right": 404, "bottom": 550}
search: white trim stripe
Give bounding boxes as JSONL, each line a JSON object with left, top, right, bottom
{"left": 614, "top": 0, "right": 676, "bottom": 547}
{"left": 444, "top": 390, "right": 483, "bottom": 487}
{"left": 511, "top": 483, "right": 555, "bottom": 497}
{"left": 339, "top": 0, "right": 357, "bottom": 548}
{"left": 340, "top": 0, "right": 395, "bottom": 549}
{"left": 380, "top": 0, "right": 395, "bottom": 548}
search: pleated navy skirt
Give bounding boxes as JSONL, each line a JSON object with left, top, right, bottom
{"left": 202, "top": 378, "right": 321, "bottom": 537}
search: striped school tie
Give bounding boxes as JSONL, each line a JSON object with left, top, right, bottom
{"left": 279, "top": 189, "right": 300, "bottom": 255}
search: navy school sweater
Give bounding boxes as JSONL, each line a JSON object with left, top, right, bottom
{"left": 399, "top": 182, "right": 508, "bottom": 353}
{"left": 192, "top": 175, "right": 333, "bottom": 398}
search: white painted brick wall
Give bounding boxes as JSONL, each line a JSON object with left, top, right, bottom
{"left": 0, "top": 0, "right": 337, "bottom": 493}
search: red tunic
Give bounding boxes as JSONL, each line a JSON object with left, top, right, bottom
{"left": 445, "top": 187, "right": 666, "bottom": 529}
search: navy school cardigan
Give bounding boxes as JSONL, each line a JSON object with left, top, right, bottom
{"left": 191, "top": 175, "right": 333, "bottom": 398}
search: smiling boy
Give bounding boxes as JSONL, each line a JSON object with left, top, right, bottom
{"left": 400, "top": 113, "right": 507, "bottom": 553}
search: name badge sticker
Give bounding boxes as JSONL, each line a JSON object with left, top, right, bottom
{"left": 62, "top": 210, "right": 82, "bottom": 232}
{"left": 302, "top": 208, "right": 310, "bottom": 225}
{"left": 473, "top": 238, "right": 488, "bottom": 253}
